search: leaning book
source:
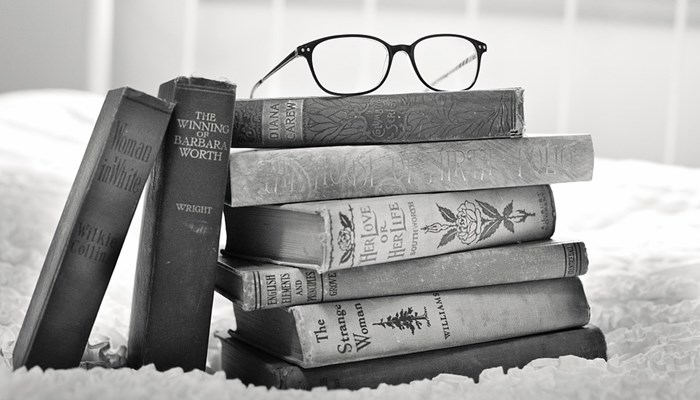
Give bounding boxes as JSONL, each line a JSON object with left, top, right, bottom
{"left": 13, "top": 87, "right": 174, "bottom": 370}
{"left": 232, "top": 277, "right": 591, "bottom": 368}
{"left": 216, "top": 239, "right": 588, "bottom": 310}
{"left": 231, "top": 88, "right": 524, "bottom": 147}
{"left": 223, "top": 185, "right": 556, "bottom": 272}
{"left": 226, "top": 133, "right": 593, "bottom": 207}
{"left": 128, "top": 77, "right": 236, "bottom": 372}
{"left": 219, "top": 326, "right": 607, "bottom": 390}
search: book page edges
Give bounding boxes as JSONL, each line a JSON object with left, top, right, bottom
{"left": 318, "top": 207, "right": 332, "bottom": 272}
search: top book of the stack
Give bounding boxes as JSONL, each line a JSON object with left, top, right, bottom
{"left": 231, "top": 88, "right": 524, "bottom": 148}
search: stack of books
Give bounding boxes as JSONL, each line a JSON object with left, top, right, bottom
{"left": 215, "top": 88, "right": 606, "bottom": 390}
{"left": 10, "top": 79, "right": 606, "bottom": 382}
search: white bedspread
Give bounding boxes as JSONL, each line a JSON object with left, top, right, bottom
{"left": 1, "top": 90, "right": 698, "bottom": 399}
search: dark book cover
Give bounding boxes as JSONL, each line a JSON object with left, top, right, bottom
{"left": 219, "top": 326, "right": 607, "bottom": 390}
{"left": 231, "top": 88, "right": 524, "bottom": 147}
{"left": 128, "top": 77, "right": 236, "bottom": 371}
{"left": 13, "top": 87, "right": 174, "bottom": 370}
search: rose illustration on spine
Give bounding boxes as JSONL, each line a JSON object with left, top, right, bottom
{"left": 423, "top": 199, "right": 535, "bottom": 248}
{"left": 455, "top": 200, "right": 483, "bottom": 244}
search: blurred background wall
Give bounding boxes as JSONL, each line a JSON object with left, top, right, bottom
{"left": 1, "top": 0, "right": 699, "bottom": 167}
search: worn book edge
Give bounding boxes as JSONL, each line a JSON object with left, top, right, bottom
{"left": 14, "top": 88, "right": 173, "bottom": 369}
{"left": 216, "top": 325, "right": 607, "bottom": 390}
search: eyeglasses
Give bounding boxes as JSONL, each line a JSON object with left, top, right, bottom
{"left": 250, "top": 33, "right": 487, "bottom": 98}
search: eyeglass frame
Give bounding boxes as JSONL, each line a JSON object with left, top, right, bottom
{"left": 249, "top": 33, "right": 488, "bottom": 98}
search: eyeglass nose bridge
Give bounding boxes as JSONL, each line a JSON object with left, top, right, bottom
{"left": 389, "top": 44, "right": 412, "bottom": 56}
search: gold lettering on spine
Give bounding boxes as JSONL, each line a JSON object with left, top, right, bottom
{"left": 518, "top": 143, "right": 575, "bottom": 176}
{"left": 110, "top": 120, "right": 153, "bottom": 162}
{"left": 250, "top": 140, "right": 583, "bottom": 201}
{"left": 280, "top": 273, "right": 292, "bottom": 304}
{"left": 563, "top": 243, "right": 579, "bottom": 277}
{"left": 386, "top": 147, "right": 493, "bottom": 187}
{"left": 174, "top": 110, "right": 231, "bottom": 162}
{"left": 433, "top": 293, "right": 451, "bottom": 340}
{"left": 254, "top": 151, "right": 375, "bottom": 197}
{"left": 333, "top": 302, "right": 373, "bottom": 355}
{"left": 305, "top": 271, "right": 319, "bottom": 302}
{"left": 262, "top": 99, "right": 303, "bottom": 144}
{"left": 69, "top": 221, "right": 120, "bottom": 264}
{"left": 173, "top": 108, "right": 232, "bottom": 217}
{"left": 265, "top": 274, "right": 277, "bottom": 306}
{"left": 96, "top": 120, "right": 151, "bottom": 193}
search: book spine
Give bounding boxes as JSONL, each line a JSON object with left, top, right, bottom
{"left": 238, "top": 277, "right": 591, "bottom": 367}
{"left": 323, "top": 184, "right": 555, "bottom": 270}
{"left": 227, "top": 134, "right": 594, "bottom": 207}
{"left": 221, "top": 240, "right": 587, "bottom": 310}
{"left": 128, "top": 77, "right": 236, "bottom": 371}
{"left": 13, "top": 88, "right": 173, "bottom": 370}
{"left": 221, "top": 326, "right": 606, "bottom": 390}
{"left": 231, "top": 88, "right": 524, "bottom": 147}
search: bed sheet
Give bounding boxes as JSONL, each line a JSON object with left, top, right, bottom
{"left": 0, "top": 90, "right": 698, "bottom": 399}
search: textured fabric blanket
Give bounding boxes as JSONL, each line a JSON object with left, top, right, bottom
{"left": 1, "top": 90, "right": 698, "bottom": 399}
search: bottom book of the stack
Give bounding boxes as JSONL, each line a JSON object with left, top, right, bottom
{"left": 219, "top": 325, "right": 607, "bottom": 390}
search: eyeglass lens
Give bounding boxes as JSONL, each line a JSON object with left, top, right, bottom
{"left": 414, "top": 36, "right": 479, "bottom": 91}
{"left": 309, "top": 35, "right": 479, "bottom": 95}
{"left": 311, "top": 37, "right": 390, "bottom": 95}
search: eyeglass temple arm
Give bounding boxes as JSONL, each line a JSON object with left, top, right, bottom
{"left": 250, "top": 50, "right": 299, "bottom": 98}
{"left": 427, "top": 53, "right": 478, "bottom": 89}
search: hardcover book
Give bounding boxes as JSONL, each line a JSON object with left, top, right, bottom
{"left": 226, "top": 133, "right": 594, "bottom": 207}
{"left": 231, "top": 88, "right": 524, "bottom": 147}
{"left": 217, "top": 239, "right": 588, "bottom": 310}
{"left": 219, "top": 326, "right": 607, "bottom": 390}
{"left": 233, "top": 277, "right": 591, "bottom": 368}
{"left": 13, "top": 87, "right": 174, "bottom": 370}
{"left": 223, "top": 185, "right": 556, "bottom": 272}
{"left": 128, "top": 77, "right": 236, "bottom": 371}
